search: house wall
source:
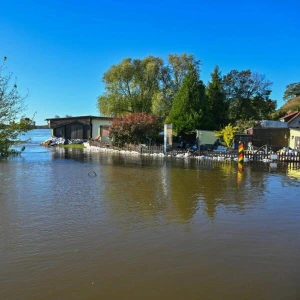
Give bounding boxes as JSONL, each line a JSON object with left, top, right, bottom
{"left": 91, "top": 119, "right": 112, "bottom": 143}
{"left": 289, "top": 129, "right": 300, "bottom": 150}
{"left": 251, "top": 128, "right": 290, "bottom": 151}
{"left": 53, "top": 126, "right": 64, "bottom": 138}
{"left": 288, "top": 116, "right": 300, "bottom": 128}
{"left": 66, "top": 123, "right": 90, "bottom": 139}
{"left": 53, "top": 122, "right": 90, "bottom": 140}
{"left": 47, "top": 116, "right": 114, "bottom": 141}
{"left": 49, "top": 117, "right": 92, "bottom": 140}
{"left": 196, "top": 130, "right": 218, "bottom": 146}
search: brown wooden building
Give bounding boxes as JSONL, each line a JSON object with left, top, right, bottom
{"left": 246, "top": 128, "right": 290, "bottom": 151}
{"left": 46, "top": 116, "right": 114, "bottom": 140}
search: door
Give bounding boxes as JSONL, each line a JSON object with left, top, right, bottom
{"left": 100, "top": 126, "right": 110, "bottom": 143}
{"left": 71, "top": 124, "right": 83, "bottom": 139}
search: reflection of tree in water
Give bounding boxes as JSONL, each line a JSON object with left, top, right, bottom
{"left": 99, "top": 158, "right": 203, "bottom": 228}
{"left": 196, "top": 162, "right": 268, "bottom": 219}
{"left": 52, "top": 149, "right": 276, "bottom": 224}
{"left": 102, "top": 163, "right": 169, "bottom": 230}
{"left": 167, "top": 168, "right": 202, "bottom": 222}
{"left": 102, "top": 158, "right": 271, "bottom": 227}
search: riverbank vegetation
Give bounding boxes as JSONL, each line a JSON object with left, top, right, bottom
{"left": 0, "top": 57, "right": 33, "bottom": 157}
{"left": 58, "top": 144, "right": 85, "bottom": 149}
{"left": 97, "top": 54, "right": 277, "bottom": 135}
{"left": 109, "top": 112, "right": 160, "bottom": 147}
{"left": 97, "top": 53, "right": 300, "bottom": 146}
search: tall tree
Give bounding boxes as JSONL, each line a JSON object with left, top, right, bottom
{"left": 168, "top": 53, "right": 200, "bottom": 88}
{"left": 0, "top": 57, "right": 32, "bottom": 156}
{"left": 98, "top": 56, "right": 163, "bottom": 117}
{"left": 97, "top": 54, "right": 200, "bottom": 120}
{"left": 283, "top": 82, "right": 300, "bottom": 101}
{"left": 205, "top": 66, "right": 228, "bottom": 130}
{"left": 167, "top": 65, "right": 206, "bottom": 134}
{"left": 152, "top": 54, "right": 200, "bottom": 120}
{"left": 223, "top": 69, "right": 276, "bottom": 121}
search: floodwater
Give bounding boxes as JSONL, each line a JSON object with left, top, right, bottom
{"left": 0, "top": 129, "right": 300, "bottom": 299}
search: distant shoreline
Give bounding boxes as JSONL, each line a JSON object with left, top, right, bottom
{"left": 34, "top": 125, "right": 49, "bottom": 129}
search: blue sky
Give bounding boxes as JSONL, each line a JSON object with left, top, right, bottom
{"left": 1, "top": 0, "right": 299, "bottom": 124}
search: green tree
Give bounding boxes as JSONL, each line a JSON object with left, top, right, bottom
{"left": 109, "top": 112, "right": 161, "bottom": 147}
{"left": 97, "top": 54, "right": 200, "bottom": 120}
{"left": 215, "top": 124, "right": 239, "bottom": 147}
{"left": 98, "top": 56, "right": 163, "bottom": 116}
{"left": 167, "top": 65, "right": 206, "bottom": 134}
{"left": 234, "top": 119, "right": 257, "bottom": 133}
{"left": 152, "top": 54, "right": 200, "bottom": 120}
{"left": 283, "top": 82, "right": 300, "bottom": 101}
{"left": 0, "top": 57, "right": 32, "bottom": 156}
{"left": 223, "top": 70, "right": 276, "bottom": 121}
{"left": 168, "top": 54, "right": 200, "bottom": 88}
{"left": 205, "top": 66, "right": 228, "bottom": 130}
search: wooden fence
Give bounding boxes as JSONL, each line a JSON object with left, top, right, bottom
{"left": 195, "top": 150, "right": 300, "bottom": 162}
{"left": 140, "top": 145, "right": 164, "bottom": 155}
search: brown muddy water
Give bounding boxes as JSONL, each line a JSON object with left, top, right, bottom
{"left": 0, "top": 130, "right": 300, "bottom": 299}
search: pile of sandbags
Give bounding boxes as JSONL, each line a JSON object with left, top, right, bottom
{"left": 40, "top": 137, "right": 66, "bottom": 146}
{"left": 68, "top": 139, "right": 85, "bottom": 144}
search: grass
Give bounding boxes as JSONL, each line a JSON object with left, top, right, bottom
{"left": 58, "top": 144, "right": 85, "bottom": 149}
{"left": 280, "top": 96, "right": 300, "bottom": 113}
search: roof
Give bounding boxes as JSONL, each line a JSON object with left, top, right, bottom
{"left": 51, "top": 119, "right": 88, "bottom": 129}
{"left": 260, "top": 120, "right": 288, "bottom": 128}
{"left": 45, "top": 115, "right": 114, "bottom": 121}
{"left": 279, "top": 111, "right": 300, "bottom": 123}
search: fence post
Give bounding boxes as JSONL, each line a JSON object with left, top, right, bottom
{"left": 238, "top": 141, "right": 244, "bottom": 164}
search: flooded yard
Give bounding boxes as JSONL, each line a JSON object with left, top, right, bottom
{"left": 0, "top": 130, "right": 299, "bottom": 299}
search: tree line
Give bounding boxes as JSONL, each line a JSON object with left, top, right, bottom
{"left": 1, "top": 54, "right": 299, "bottom": 155}
{"left": 97, "top": 54, "right": 278, "bottom": 136}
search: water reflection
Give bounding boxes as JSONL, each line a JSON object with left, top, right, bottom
{"left": 287, "top": 163, "right": 300, "bottom": 180}
{"left": 1, "top": 138, "right": 300, "bottom": 299}
{"left": 22, "top": 146, "right": 300, "bottom": 225}
{"left": 49, "top": 149, "right": 273, "bottom": 223}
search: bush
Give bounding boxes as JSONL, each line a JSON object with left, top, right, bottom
{"left": 109, "top": 113, "right": 161, "bottom": 147}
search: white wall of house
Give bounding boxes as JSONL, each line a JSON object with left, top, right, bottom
{"left": 91, "top": 119, "right": 112, "bottom": 143}
{"left": 196, "top": 130, "right": 218, "bottom": 145}
{"left": 289, "top": 129, "right": 300, "bottom": 149}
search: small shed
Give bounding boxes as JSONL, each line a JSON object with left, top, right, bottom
{"left": 196, "top": 130, "right": 218, "bottom": 146}
{"left": 46, "top": 116, "right": 114, "bottom": 141}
